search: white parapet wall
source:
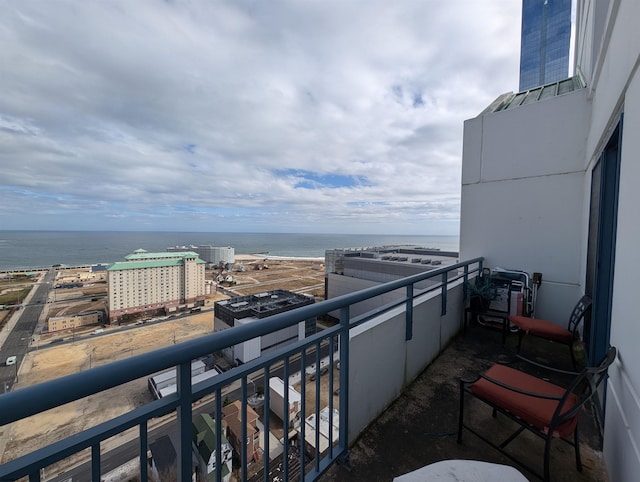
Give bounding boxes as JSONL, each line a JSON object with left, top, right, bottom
{"left": 346, "top": 282, "right": 464, "bottom": 442}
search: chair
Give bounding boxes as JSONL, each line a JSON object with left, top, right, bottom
{"left": 509, "top": 295, "right": 592, "bottom": 368}
{"left": 457, "top": 346, "right": 616, "bottom": 481}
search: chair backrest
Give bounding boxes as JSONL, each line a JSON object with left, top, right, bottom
{"left": 552, "top": 346, "right": 616, "bottom": 427}
{"left": 567, "top": 295, "right": 592, "bottom": 335}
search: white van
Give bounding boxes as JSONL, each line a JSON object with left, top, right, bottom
{"left": 6, "top": 356, "right": 17, "bottom": 366}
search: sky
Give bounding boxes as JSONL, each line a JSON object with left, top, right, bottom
{"left": 0, "top": 1, "right": 521, "bottom": 235}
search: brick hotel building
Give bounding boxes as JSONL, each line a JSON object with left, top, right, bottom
{"left": 107, "top": 249, "right": 206, "bottom": 323}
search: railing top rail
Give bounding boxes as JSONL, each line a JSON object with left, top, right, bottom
{"left": 0, "top": 257, "right": 483, "bottom": 426}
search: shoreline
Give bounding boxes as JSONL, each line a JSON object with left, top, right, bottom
{"left": 1, "top": 254, "right": 326, "bottom": 273}
{"left": 235, "top": 254, "right": 325, "bottom": 262}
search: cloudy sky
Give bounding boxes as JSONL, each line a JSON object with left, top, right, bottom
{"left": 1, "top": 1, "right": 521, "bottom": 235}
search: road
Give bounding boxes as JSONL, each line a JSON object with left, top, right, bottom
{"left": 0, "top": 269, "right": 55, "bottom": 392}
{"left": 49, "top": 342, "right": 335, "bottom": 481}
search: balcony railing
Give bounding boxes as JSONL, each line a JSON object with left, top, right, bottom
{"left": 0, "top": 257, "right": 483, "bottom": 482}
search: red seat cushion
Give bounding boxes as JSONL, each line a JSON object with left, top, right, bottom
{"left": 470, "top": 364, "right": 579, "bottom": 438}
{"left": 509, "top": 315, "right": 573, "bottom": 343}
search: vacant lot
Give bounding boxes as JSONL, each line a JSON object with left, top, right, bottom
{"left": 2, "top": 256, "right": 328, "bottom": 465}
{"left": 3, "top": 313, "right": 215, "bottom": 462}
{"left": 220, "top": 257, "right": 325, "bottom": 301}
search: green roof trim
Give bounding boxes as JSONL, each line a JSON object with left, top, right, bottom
{"left": 107, "top": 259, "right": 184, "bottom": 271}
{"left": 108, "top": 251, "right": 205, "bottom": 270}
{"left": 192, "top": 413, "right": 228, "bottom": 462}
{"left": 125, "top": 250, "right": 201, "bottom": 261}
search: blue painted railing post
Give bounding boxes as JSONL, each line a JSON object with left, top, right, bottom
{"left": 339, "top": 306, "right": 350, "bottom": 459}
{"left": 441, "top": 273, "right": 448, "bottom": 316}
{"left": 139, "top": 421, "right": 148, "bottom": 482}
{"left": 0, "top": 257, "right": 484, "bottom": 482}
{"left": 177, "top": 362, "right": 192, "bottom": 482}
{"left": 406, "top": 284, "right": 414, "bottom": 341}
{"left": 463, "top": 264, "right": 469, "bottom": 300}
{"left": 91, "top": 444, "right": 100, "bottom": 481}
{"left": 241, "top": 378, "right": 248, "bottom": 481}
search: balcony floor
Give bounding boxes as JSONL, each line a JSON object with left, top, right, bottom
{"left": 321, "top": 321, "right": 609, "bottom": 482}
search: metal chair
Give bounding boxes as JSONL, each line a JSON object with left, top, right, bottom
{"left": 509, "top": 295, "right": 592, "bottom": 369}
{"left": 457, "top": 346, "right": 616, "bottom": 481}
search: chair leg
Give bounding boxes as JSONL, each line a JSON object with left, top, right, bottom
{"left": 570, "top": 343, "right": 578, "bottom": 371}
{"left": 544, "top": 432, "right": 553, "bottom": 482}
{"left": 574, "top": 425, "right": 583, "bottom": 472}
{"left": 517, "top": 330, "right": 524, "bottom": 353}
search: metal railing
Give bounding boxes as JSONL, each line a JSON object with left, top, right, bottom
{"left": 0, "top": 257, "right": 483, "bottom": 482}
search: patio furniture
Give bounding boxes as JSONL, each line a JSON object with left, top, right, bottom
{"left": 457, "top": 346, "right": 616, "bottom": 481}
{"left": 465, "top": 274, "right": 513, "bottom": 345}
{"left": 393, "top": 459, "right": 527, "bottom": 481}
{"left": 509, "top": 295, "right": 592, "bottom": 369}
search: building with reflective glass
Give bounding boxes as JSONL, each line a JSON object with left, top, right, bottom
{"left": 519, "top": 0, "right": 571, "bottom": 91}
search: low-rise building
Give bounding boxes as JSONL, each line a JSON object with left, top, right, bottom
{"left": 107, "top": 249, "right": 206, "bottom": 323}
{"left": 47, "top": 311, "right": 103, "bottom": 332}
{"left": 269, "top": 377, "right": 302, "bottom": 429}
{"left": 325, "top": 246, "right": 459, "bottom": 319}
{"left": 214, "top": 290, "right": 315, "bottom": 364}
{"left": 300, "top": 407, "right": 339, "bottom": 457}
{"left": 222, "top": 400, "right": 261, "bottom": 463}
{"left": 192, "top": 413, "right": 232, "bottom": 482}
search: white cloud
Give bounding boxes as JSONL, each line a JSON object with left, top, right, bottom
{"left": 0, "top": 0, "right": 521, "bottom": 234}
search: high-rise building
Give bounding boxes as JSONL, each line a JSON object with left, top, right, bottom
{"left": 167, "top": 245, "right": 235, "bottom": 265}
{"left": 107, "top": 249, "right": 206, "bottom": 323}
{"left": 519, "top": 0, "right": 571, "bottom": 91}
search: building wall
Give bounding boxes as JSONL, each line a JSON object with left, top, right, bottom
{"left": 48, "top": 311, "right": 101, "bottom": 332}
{"left": 579, "top": 2, "right": 640, "bottom": 480}
{"left": 460, "top": 88, "right": 590, "bottom": 321}
{"left": 347, "top": 284, "right": 464, "bottom": 442}
{"left": 107, "top": 254, "right": 205, "bottom": 322}
{"left": 326, "top": 273, "right": 406, "bottom": 320}
{"left": 604, "top": 66, "right": 640, "bottom": 482}
{"left": 460, "top": 1, "right": 640, "bottom": 478}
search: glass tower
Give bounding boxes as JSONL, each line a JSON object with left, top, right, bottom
{"left": 519, "top": 0, "right": 572, "bottom": 91}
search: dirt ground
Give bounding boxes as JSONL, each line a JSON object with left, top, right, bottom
{"left": 1, "top": 257, "right": 328, "bottom": 466}
{"left": 215, "top": 257, "right": 325, "bottom": 301}
{"left": 2, "top": 313, "right": 215, "bottom": 462}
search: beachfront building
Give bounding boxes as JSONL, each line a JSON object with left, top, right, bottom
{"left": 106, "top": 249, "right": 206, "bottom": 323}
{"left": 167, "top": 245, "right": 235, "bottom": 266}
{"left": 325, "top": 246, "right": 459, "bottom": 319}
{"left": 213, "top": 290, "right": 315, "bottom": 364}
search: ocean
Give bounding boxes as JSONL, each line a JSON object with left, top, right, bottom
{"left": 0, "top": 231, "right": 459, "bottom": 271}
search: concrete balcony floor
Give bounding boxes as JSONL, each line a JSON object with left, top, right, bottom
{"left": 321, "top": 321, "right": 609, "bottom": 482}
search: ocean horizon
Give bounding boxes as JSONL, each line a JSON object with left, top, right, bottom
{"left": 0, "top": 230, "right": 460, "bottom": 271}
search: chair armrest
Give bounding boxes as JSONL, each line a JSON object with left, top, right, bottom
{"left": 515, "top": 354, "right": 580, "bottom": 377}
{"left": 478, "top": 372, "right": 563, "bottom": 401}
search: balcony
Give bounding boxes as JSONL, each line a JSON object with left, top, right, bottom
{"left": 0, "top": 257, "right": 607, "bottom": 481}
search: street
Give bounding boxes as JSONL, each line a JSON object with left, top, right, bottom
{"left": 0, "top": 269, "right": 55, "bottom": 392}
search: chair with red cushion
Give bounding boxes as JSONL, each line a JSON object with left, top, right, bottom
{"left": 509, "top": 295, "right": 592, "bottom": 369}
{"left": 457, "top": 346, "right": 616, "bottom": 481}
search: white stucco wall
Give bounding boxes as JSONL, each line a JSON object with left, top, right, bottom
{"left": 460, "top": 89, "right": 590, "bottom": 321}
{"left": 457, "top": 2, "right": 640, "bottom": 479}
{"left": 347, "top": 283, "right": 464, "bottom": 442}
{"left": 603, "top": 59, "right": 640, "bottom": 482}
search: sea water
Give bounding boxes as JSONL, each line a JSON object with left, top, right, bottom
{"left": 0, "top": 231, "right": 459, "bottom": 270}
